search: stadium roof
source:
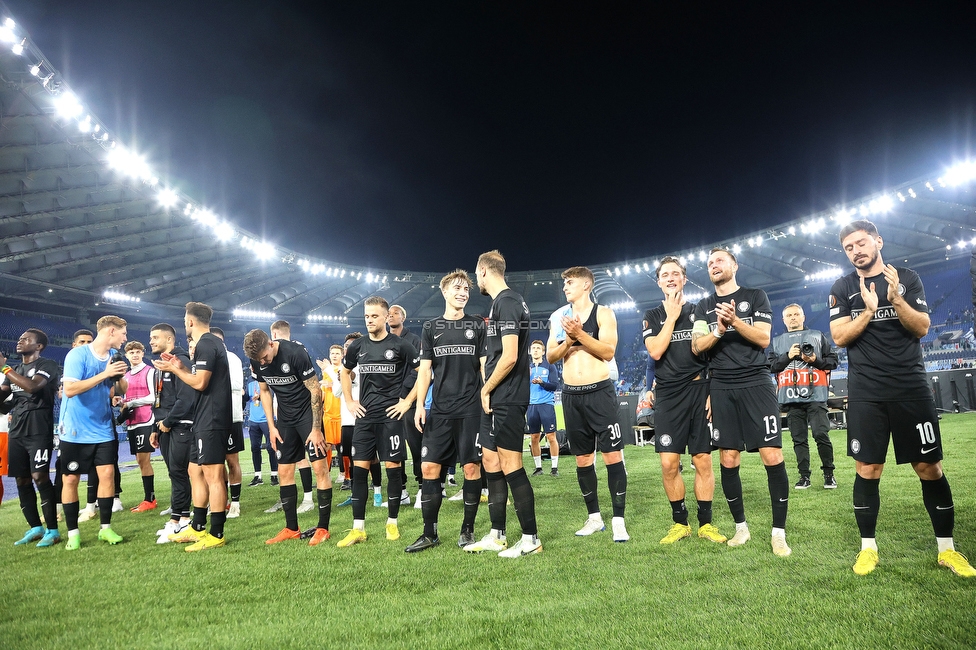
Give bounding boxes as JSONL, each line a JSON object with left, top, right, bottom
{"left": 1, "top": 10, "right": 975, "bottom": 326}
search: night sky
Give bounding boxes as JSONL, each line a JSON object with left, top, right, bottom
{"left": 11, "top": 1, "right": 976, "bottom": 272}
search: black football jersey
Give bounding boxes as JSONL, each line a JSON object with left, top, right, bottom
{"left": 642, "top": 302, "right": 707, "bottom": 391}
{"left": 342, "top": 333, "right": 420, "bottom": 422}
{"left": 485, "top": 288, "right": 530, "bottom": 406}
{"left": 693, "top": 287, "right": 772, "bottom": 388}
{"left": 829, "top": 267, "right": 929, "bottom": 401}
{"left": 252, "top": 339, "right": 317, "bottom": 424}
{"left": 4, "top": 357, "right": 60, "bottom": 437}
{"left": 421, "top": 315, "right": 486, "bottom": 417}
{"left": 191, "top": 332, "right": 233, "bottom": 433}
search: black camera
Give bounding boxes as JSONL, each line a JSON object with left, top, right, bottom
{"left": 800, "top": 342, "right": 815, "bottom": 357}
{"left": 109, "top": 351, "right": 129, "bottom": 380}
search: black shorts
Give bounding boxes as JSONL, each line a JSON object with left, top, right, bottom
{"left": 340, "top": 424, "right": 354, "bottom": 456}
{"left": 487, "top": 404, "right": 527, "bottom": 453}
{"left": 422, "top": 413, "right": 483, "bottom": 466}
{"left": 709, "top": 383, "right": 781, "bottom": 453}
{"left": 277, "top": 417, "right": 328, "bottom": 465}
{"left": 479, "top": 411, "right": 495, "bottom": 452}
{"left": 127, "top": 424, "right": 154, "bottom": 455}
{"left": 193, "top": 429, "right": 230, "bottom": 465}
{"left": 527, "top": 404, "right": 557, "bottom": 435}
{"left": 847, "top": 399, "right": 942, "bottom": 465}
{"left": 655, "top": 381, "right": 712, "bottom": 456}
{"left": 59, "top": 439, "right": 118, "bottom": 475}
{"left": 7, "top": 432, "right": 54, "bottom": 477}
{"left": 351, "top": 419, "right": 407, "bottom": 463}
{"left": 563, "top": 380, "right": 623, "bottom": 456}
{"left": 226, "top": 422, "right": 245, "bottom": 454}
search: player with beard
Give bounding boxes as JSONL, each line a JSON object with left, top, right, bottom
{"left": 153, "top": 302, "right": 233, "bottom": 551}
{"left": 643, "top": 256, "right": 726, "bottom": 545}
{"left": 1, "top": 329, "right": 61, "bottom": 547}
{"left": 464, "top": 250, "right": 541, "bottom": 558}
{"left": 547, "top": 266, "right": 629, "bottom": 543}
{"left": 244, "top": 329, "right": 332, "bottom": 546}
{"left": 692, "top": 248, "right": 791, "bottom": 557}
{"left": 337, "top": 297, "right": 419, "bottom": 547}
{"left": 406, "top": 270, "right": 487, "bottom": 552}
{"left": 149, "top": 323, "right": 196, "bottom": 543}
{"left": 830, "top": 220, "right": 973, "bottom": 577}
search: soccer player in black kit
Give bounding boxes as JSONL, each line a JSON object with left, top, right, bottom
{"left": 467, "top": 249, "right": 541, "bottom": 558}
{"left": 153, "top": 302, "right": 233, "bottom": 552}
{"left": 692, "top": 247, "right": 792, "bottom": 557}
{"left": 337, "top": 296, "right": 419, "bottom": 547}
{"left": 406, "top": 270, "right": 487, "bottom": 552}
{"left": 244, "top": 329, "right": 333, "bottom": 546}
{"left": 643, "top": 257, "right": 726, "bottom": 546}
{"left": 1, "top": 329, "right": 62, "bottom": 547}
{"left": 830, "top": 220, "right": 974, "bottom": 577}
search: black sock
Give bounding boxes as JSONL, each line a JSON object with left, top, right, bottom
{"left": 299, "top": 467, "right": 313, "bottom": 494}
{"left": 317, "top": 488, "right": 333, "bottom": 530}
{"left": 352, "top": 465, "right": 369, "bottom": 520}
{"left": 402, "top": 466, "right": 409, "bottom": 491}
{"left": 576, "top": 465, "right": 601, "bottom": 515}
{"left": 386, "top": 467, "right": 403, "bottom": 520}
{"left": 421, "top": 479, "right": 442, "bottom": 538}
{"left": 606, "top": 461, "right": 627, "bottom": 518}
{"left": 670, "top": 499, "right": 689, "bottom": 525}
{"left": 853, "top": 474, "right": 880, "bottom": 538}
{"left": 721, "top": 465, "right": 746, "bottom": 524}
{"left": 481, "top": 471, "right": 488, "bottom": 490}
{"left": 210, "top": 511, "right": 226, "bottom": 539}
{"left": 38, "top": 480, "right": 57, "bottom": 531}
{"left": 486, "top": 470, "right": 507, "bottom": 533}
{"left": 97, "top": 497, "right": 113, "bottom": 525}
{"left": 63, "top": 501, "right": 80, "bottom": 530}
{"left": 192, "top": 506, "right": 208, "bottom": 532}
{"left": 921, "top": 475, "right": 954, "bottom": 538}
{"left": 370, "top": 462, "right": 382, "bottom": 488}
{"left": 765, "top": 461, "right": 789, "bottom": 529}
{"left": 18, "top": 483, "right": 42, "bottom": 528}
{"left": 230, "top": 483, "right": 242, "bottom": 503}
{"left": 507, "top": 468, "right": 537, "bottom": 536}
{"left": 280, "top": 484, "right": 299, "bottom": 531}
{"left": 86, "top": 474, "right": 98, "bottom": 505}
{"left": 142, "top": 475, "right": 155, "bottom": 502}
{"left": 114, "top": 464, "right": 122, "bottom": 496}
{"left": 697, "top": 500, "right": 713, "bottom": 527}
{"left": 461, "top": 477, "right": 481, "bottom": 533}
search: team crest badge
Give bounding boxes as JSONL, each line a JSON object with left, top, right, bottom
{"left": 850, "top": 439, "right": 861, "bottom": 454}
{"left": 897, "top": 283, "right": 906, "bottom": 296}
{"left": 350, "top": 446, "right": 356, "bottom": 457}
{"left": 276, "top": 449, "right": 282, "bottom": 460}
{"left": 465, "top": 329, "right": 475, "bottom": 339}
{"left": 659, "top": 434, "right": 672, "bottom": 447}
{"left": 828, "top": 295, "right": 837, "bottom": 308}
{"left": 384, "top": 349, "right": 395, "bottom": 360}
{"left": 421, "top": 446, "right": 428, "bottom": 458}
{"left": 281, "top": 363, "right": 290, "bottom": 373}
{"left": 27, "top": 368, "right": 35, "bottom": 377}
{"left": 67, "top": 461, "right": 79, "bottom": 472}
{"left": 737, "top": 301, "right": 750, "bottom": 313}
{"left": 689, "top": 313, "right": 695, "bottom": 322}
{"left": 711, "top": 428, "right": 720, "bottom": 441}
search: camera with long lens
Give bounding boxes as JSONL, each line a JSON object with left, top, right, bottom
{"left": 800, "top": 342, "right": 815, "bottom": 357}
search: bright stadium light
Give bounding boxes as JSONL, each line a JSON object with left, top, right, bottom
{"left": 944, "top": 161, "right": 976, "bottom": 187}
{"left": 233, "top": 308, "right": 276, "bottom": 321}
{"left": 213, "top": 221, "right": 236, "bottom": 242}
{"left": 804, "top": 266, "right": 843, "bottom": 283}
{"left": 732, "top": 244, "right": 742, "bottom": 254}
{"left": 607, "top": 301, "right": 636, "bottom": 312}
{"left": 11, "top": 40, "right": 23, "bottom": 55}
{"left": 29, "top": 63, "right": 40, "bottom": 76}
{"left": 4, "top": 17, "right": 14, "bottom": 29}
{"left": 0, "top": 26, "right": 16, "bottom": 43}
{"left": 787, "top": 226, "right": 796, "bottom": 235}
{"left": 156, "top": 188, "right": 180, "bottom": 209}
{"left": 53, "top": 92, "right": 84, "bottom": 119}
{"left": 102, "top": 289, "right": 140, "bottom": 303}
